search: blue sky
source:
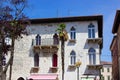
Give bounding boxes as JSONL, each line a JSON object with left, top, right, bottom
{"left": 25, "top": 0, "right": 120, "bottom": 62}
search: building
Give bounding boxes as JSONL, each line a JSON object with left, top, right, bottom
{"left": 6, "top": 15, "right": 103, "bottom": 80}
{"left": 110, "top": 36, "right": 119, "bottom": 80}
{"left": 101, "top": 61, "right": 112, "bottom": 80}
{"left": 110, "top": 10, "right": 120, "bottom": 80}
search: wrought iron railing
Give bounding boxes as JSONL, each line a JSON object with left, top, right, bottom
{"left": 32, "top": 38, "right": 59, "bottom": 46}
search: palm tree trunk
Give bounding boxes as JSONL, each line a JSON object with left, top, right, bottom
{"left": 9, "top": 38, "right": 15, "bottom": 80}
{"left": 9, "top": 58, "right": 13, "bottom": 80}
{"left": 61, "top": 37, "right": 64, "bottom": 80}
{"left": 0, "top": 38, "right": 6, "bottom": 80}
{"left": 1, "top": 72, "right": 6, "bottom": 80}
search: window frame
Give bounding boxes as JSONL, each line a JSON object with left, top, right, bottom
{"left": 88, "top": 23, "right": 95, "bottom": 38}
{"left": 107, "top": 68, "right": 110, "bottom": 72}
{"left": 89, "top": 48, "right": 96, "bottom": 65}
{"left": 53, "top": 33, "right": 59, "bottom": 45}
{"left": 70, "top": 50, "right": 76, "bottom": 65}
{"left": 70, "top": 27, "right": 76, "bottom": 40}
{"left": 102, "top": 68, "right": 104, "bottom": 72}
{"left": 107, "top": 75, "right": 110, "bottom": 80}
{"left": 52, "top": 54, "right": 58, "bottom": 67}
{"left": 36, "top": 34, "right": 41, "bottom": 45}
{"left": 34, "top": 53, "right": 39, "bottom": 67}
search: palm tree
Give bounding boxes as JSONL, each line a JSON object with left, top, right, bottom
{"left": 56, "top": 23, "right": 68, "bottom": 80}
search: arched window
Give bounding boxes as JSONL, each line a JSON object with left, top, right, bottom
{"left": 52, "top": 54, "right": 58, "bottom": 67}
{"left": 89, "top": 48, "right": 96, "bottom": 65}
{"left": 34, "top": 53, "right": 39, "bottom": 67}
{"left": 53, "top": 33, "right": 59, "bottom": 45}
{"left": 36, "top": 34, "right": 41, "bottom": 45}
{"left": 70, "top": 50, "right": 76, "bottom": 65}
{"left": 70, "top": 27, "right": 76, "bottom": 40}
{"left": 88, "top": 23, "right": 95, "bottom": 38}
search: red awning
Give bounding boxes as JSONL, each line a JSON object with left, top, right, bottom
{"left": 27, "top": 74, "right": 58, "bottom": 80}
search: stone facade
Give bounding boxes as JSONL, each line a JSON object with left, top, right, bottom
{"left": 6, "top": 16, "right": 103, "bottom": 80}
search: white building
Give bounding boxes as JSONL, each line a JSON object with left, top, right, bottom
{"left": 101, "top": 61, "right": 112, "bottom": 80}
{"left": 6, "top": 15, "right": 103, "bottom": 80}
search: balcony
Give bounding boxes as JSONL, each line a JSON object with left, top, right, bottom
{"left": 50, "top": 67, "right": 58, "bottom": 73}
{"left": 30, "top": 67, "right": 39, "bottom": 73}
{"left": 87, "top": 64, "right": 103, "bottom": 70}
{"left": 68, "top": 64, "right": 76, "bottom": 68}
{"left": 33, "top": 38, "right": 59, "bottom": 53}
{"left": 87, "top": 38, "right": 102, "bottom": 44}
{"left": 83, "top": 65, "right": 102, "bottom": 75}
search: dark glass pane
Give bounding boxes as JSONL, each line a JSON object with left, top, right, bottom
{"left": 88, "top": 29, "right": 91, "bottom": 38}
{"left": 74, "top": 56, "right": 76, "bottom": 64}
{"left": 34, "top": 53, "right": 39, "bottom": 67}
{"left": 89, "top": 54, "right": 92, "bottom": 65}
{"left": 92, "top": 29, "right": 95, "bottom": 38}
{"left": 71, "top": 57, "right": 72, "bottom": 64}
{"left": 74, "top": 32, "right": 76, "bottom": 39}
{"left": 71, "top": 32, "right": 73, "bottom": 39}
{"left": 93, "top": 53, "right": 96, "bottom": 64}
{"left": 36, "top": 34, "right": 41, "bottom": 45}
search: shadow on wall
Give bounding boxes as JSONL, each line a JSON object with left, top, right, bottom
{"left": 29, "top": 46, "right": 34, "bottom": 57}
{"left": 67, "top": 41, "right": 76, "bottom": 46}
{"left": 84, "top": 40, "right": 89, "bottom": 49}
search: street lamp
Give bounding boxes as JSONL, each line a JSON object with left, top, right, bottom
{"left": 75, "top": 61, "right": 82, "bottom": 80}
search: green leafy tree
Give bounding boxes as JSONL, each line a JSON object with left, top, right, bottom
{"left": 0, "top": 0, "right": 29, "bottom": 80}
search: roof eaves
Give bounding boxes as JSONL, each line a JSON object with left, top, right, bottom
{"left": 112, "top": 10, "right": 120, "bottom": 34}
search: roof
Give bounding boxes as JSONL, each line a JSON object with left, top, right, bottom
{"left": 30, "top": 15, "right": 103, "bottom": 38}
{"left": 112, "top": 10, "right": 120, "bottom": 33}
{"left": 110, "top": 35, "right": 117, "bottom": 50}
{"left": 101, "top": 61, "right": 112, "bottom": 65}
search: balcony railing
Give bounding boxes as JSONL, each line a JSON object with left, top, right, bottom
{"left": 32, "top": 38, "right": 59, "bottom": 53}
{"left": 87, "top": 38, "right": 102, "bottom": 44}
{"left": 87, "top": 64, "right": 103, "bottom": 70}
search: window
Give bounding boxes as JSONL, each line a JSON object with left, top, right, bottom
{"left": 70, "top": 27, "right": 76, "bottom": 40}
{"left": 53, "top": 33, "right": 59, "bottom": 45}
{"left": 36, "top": 34, "right": 41, "bottom": 45}
{"left": 107, "top": 68, "right": 110, "bottom": 72}
{"left": 102, "top": 68, "right": 104, "bottom": 72}
{"left": 88, "top": 23, "right": 95, "bottom": 38}
{"left": 70, "top": 50, "right": 76, "bottom": 65}
{"left": 34, "top": 53, "right": 39, "bottom": 67}
{"left": 89, "top": 48, "right": 96, "bottom": 65}
{"left": 107, "top": 76, "right": 110, "bottom": 80}
{"left": 102, "top": 76, "right": 104, "bottom": 80}
{"left": 52, "top": 54, "right": 58, "bottom": 67}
